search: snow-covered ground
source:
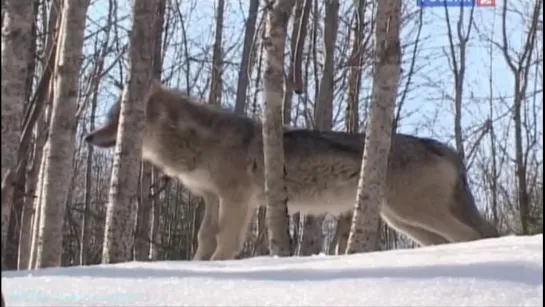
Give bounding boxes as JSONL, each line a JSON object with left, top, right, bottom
{"left": 2, "top": 235, "right": 542, "bottom": 306}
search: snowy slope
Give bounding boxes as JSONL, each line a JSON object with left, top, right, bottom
{"left": 2, "top": 235, "right": 542, "bottom": 307}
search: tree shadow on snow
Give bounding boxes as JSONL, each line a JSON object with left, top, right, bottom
{"left": 4, "top": 260, "right": 542, "bottom": 286}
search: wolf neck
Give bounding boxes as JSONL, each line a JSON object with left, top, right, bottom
{"left": 179, "top": 96, "right": 264, "bottom": 144}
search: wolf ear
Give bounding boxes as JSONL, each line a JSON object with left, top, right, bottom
{"left": 146, "top": 78, "right": 175, "bottom": 123}
{"left": 149, "top": 78, "right": 165, "bottom": 96}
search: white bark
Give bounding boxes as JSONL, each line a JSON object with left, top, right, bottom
{"left": 102, "top": 0, "right": 157, "bottom": 264}
{"left": 35, "top": 0, "right": 91, "bottom": 268}
{"left": 1, "top": 0, "right": 34, "bottom": 266}
{"left": 345, "top": 0, "right": 402, "bottom": 254}
{"left": 262, "top": 0, "right": 296, "bottom": 256}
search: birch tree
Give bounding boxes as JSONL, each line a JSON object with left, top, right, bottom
{"left": 496, "top": 0, "right": 542, "bottom": 234}
{"left": 102, "top": 0, "right": 157, "bottom": 264}
{"left": 282, "top": 0, "right": 309, "bottom": 254}
{"left": 444, "top": 2, "right": 475, "bottom": 161}
{"left": 81, "top": 86, "right": 98, "bottom": 265}
{"left": 134, "top": 162, "right": 153, "bottom": 261}
{"left": 187, "top": 0, "right": 226, "bottom": 261}
{"left": 234, "top": 0, "right": 259, "bottom": 114}
{"left": 34, "top": 0, "right": 90, "bottom": 268}
{"left": 208, "top": 0, "right": 225, "bottom": 107}
{"left": 148, "top": 0, "right": 167, "bottom": 261}
{"left": 345, "top": 0, "right": 402, "bottom": 254}
{"left": 345, "top": 0, "right": 368, "bottom": 135}
{"left": 1, "top": 0, "right": 34, "bottom": 266}
{"left": 284, "top": 0, "right": 308, "bottom": 122}
{"left": 262, "top": 0, "right": 295, "bottom": 256}
{"left": 17, "top": 0, "right": 61, "bottom": 270}
{"left": 299, "top": 0, "right": 339, "bottom": 256}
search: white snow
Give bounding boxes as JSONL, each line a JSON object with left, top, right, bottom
{"left": 2, "top": 235, "right": 543, "bottom": 307}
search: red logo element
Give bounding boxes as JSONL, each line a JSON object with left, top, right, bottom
{"left": 477, "top": 0, "right": 495, "bottom": 6}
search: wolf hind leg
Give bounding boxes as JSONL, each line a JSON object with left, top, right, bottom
{"left": 414, "top": 209, "right": 483, "bottom": 244}
{"left": 329, "top": 212, "right": 352, "bottom": 255}
{"left": 450, "top": 181, "right": 500, "bottom": 239}
{"left": 210, "top": 191, "right": 254, "bottom": 261}
{"left": 193, "top": 193, "right": 220, "bottom": 261}
{"left": 393, "top": 186, "right": 484, "bottom": 243}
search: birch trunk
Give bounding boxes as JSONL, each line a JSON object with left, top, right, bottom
{"left": 1, "top": 0, "right": 34, "bottom": 266}
{"left": 6, "top": 0, "right": 39, "bottom": 269}
{"left": 332, "top": 0, "right": 367, "bottom": 255}
{"left": 207, "top": 0, "right": 225, "bottom": 106}
{"left": 234, "top": 0, "right": 259, "bottom": 114}
{"left": 149, "top": 0, "right": 167, "bottom": 261}
{"left": 29, "top": 98, "right": 53, "bottom": 269}
{"left": 282, "top": 0, "right": 305, "bottom": 123}
{"left": 35, "top": 0, "right": 90, "bottom": 268}
{"left": 80, "top": 79, "right": 98, "bottom": 265}
{"left": 345, "top": 0, "right": 366, "bottom": 135}
{"left": 102, "top": 0, "right": 156, "bottom": 264}
{"left": 496, "top": 0, "right": 541, "bottom": 234}
{"left": 444, "top": 2, "right": 475, "bottom": 161}
{"left": 134, "top": 163, "right": 152, "bottom": 261}
{"left": 300, "top": 0, "right": 339, "bottom": 256}
{"left": 19, "top": 112, "right": 48, "bottom": 269}
{"left": 313, "top": 0, "right": 338, "bottom": 130}
{"left": 25, "top": 1, "right": 60, "bottom": 269}
{"left": 345, "top": 0, "right": 402, "bottom": 254}
{"left": 262, "top": 0, "right": 295, "bottom": 257}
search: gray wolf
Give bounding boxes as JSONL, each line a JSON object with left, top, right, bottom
{"left": 85, "top": 80, "right": 500, "bottom": 260}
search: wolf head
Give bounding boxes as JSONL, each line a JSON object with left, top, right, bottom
{"left": 84, "top": 79, "right": 184, "bottom": 148}
{"left": 84, "top": 95, "right": 121, "bottom": 148}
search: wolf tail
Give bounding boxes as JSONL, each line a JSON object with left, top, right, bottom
{"left": 454, "top": 169, "right": 500, "bottom": 239}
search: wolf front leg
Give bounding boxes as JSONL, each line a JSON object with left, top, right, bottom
{"left": 192, "top": 192, "right": 220, "bottom": 261}
{"left": 210, "top": 192, "right": 254, "bottom": 261}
